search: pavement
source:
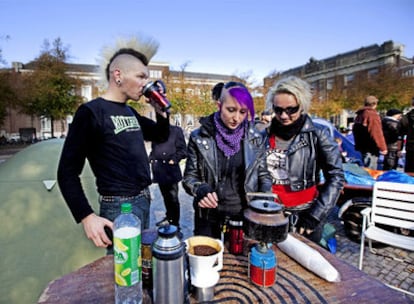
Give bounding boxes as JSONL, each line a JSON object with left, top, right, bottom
{"left": 1, "top": 144, "right": 413, "bottom": 301}
{"left": 0, "top": 144, "right": 29, "bottom": 164}
{"left": 150, "top": 182, "right": 414, "bottom": 301}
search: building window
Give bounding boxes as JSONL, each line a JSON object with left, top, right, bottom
{"left": 403, "top": 68, "right": 414, "bottom": 77}
{"left": 150, "top": 70, "right": 162, "bottom": 79}
{"left": 40, "top": 116, "right": 52, "bottom": 139}
{"left": 81, "top": 85, "right": 92, "bottom": 101}
{"left": 327, "top": 78, "right": 334, "bottom": 91}
{"left": 344, "top": 74, "right": 354, "bottom": 86}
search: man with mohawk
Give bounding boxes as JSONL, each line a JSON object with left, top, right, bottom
{"left": 57, "top": 35, "right": 170, "bottom": 252}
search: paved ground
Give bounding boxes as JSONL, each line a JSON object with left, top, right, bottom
{"left": 150, "top": 182, "right": 414, "bottom": 301}
{"left": 0, "top": 145, "right": 27, "bottom": 164}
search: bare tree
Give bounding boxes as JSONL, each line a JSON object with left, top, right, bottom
{"left": 0, "top": 34, "right": 11, "bottom": 66}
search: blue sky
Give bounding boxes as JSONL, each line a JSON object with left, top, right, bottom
{"left": 0, "top": 0, "right": 413, "bottom": 83}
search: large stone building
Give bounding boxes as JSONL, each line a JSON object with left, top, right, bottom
{"left": 264, "top": 40, "right": 414, "bottom": 127}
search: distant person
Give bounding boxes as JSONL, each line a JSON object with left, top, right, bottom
{"left": 57, "top": 35, "right": 170, "bottom": 252}
{"left": 398, "top": 97, "right": 414, "bottom": 173}
{"left": 150, "top": 125, "right": 187, "bottom": 233}
{"left": 264, "top": 76, "right": 344, "bottom": 243}
{"left": 382, "top": 108, "right": 402, "bottom": 170}
{"left": 183, "top": 81, "right": 272, "bottom": 238}
{"left": 255, "top": 110, "right": 273, "bottom": 131}
{"left": 353, "top": 95, "right": 387, "bottom": 169}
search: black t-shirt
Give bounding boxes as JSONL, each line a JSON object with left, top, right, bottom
{"left": 57, "top": 98, "right": 169, "bottom": 222}
{"left": 216, "top": 147, "right": 246, "bottom": 215}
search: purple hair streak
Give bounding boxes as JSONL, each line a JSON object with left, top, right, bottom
{"left": 227, "top": 87, "right": 255, "bottom": 122}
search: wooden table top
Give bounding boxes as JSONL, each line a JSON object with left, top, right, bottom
{"left": 38, "top": 234, "right": 412, "bottom": 304}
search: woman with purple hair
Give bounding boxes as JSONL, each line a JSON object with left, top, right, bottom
{"left": 183, "top": 82, "right": 272, "bottom": 238}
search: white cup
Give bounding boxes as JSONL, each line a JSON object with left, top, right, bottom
{"left": 185, "top": 236, "right": 223, "bottom": 288}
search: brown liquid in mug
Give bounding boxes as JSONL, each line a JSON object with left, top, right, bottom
{"left": 193, "top": 245, "right": 218, "bottom": 256}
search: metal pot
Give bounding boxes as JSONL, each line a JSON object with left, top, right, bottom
{"left": 243, "top": 193, "right": 289, "bottom": 243}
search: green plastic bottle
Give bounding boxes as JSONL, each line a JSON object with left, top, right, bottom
{"left": 113, "top": 203, "right": 142, "bottom": 304}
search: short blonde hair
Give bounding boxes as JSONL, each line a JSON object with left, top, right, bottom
{"left": 265, "top": 76, "right": 312, "bottom": 114}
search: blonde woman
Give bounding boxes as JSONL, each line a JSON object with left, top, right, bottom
{"left": 265, "top": 76, "right": 344, "bottom": 243}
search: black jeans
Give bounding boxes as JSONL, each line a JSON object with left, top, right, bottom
{"left": 383, "top": 150, "right": 399, "bottom": 170}
{"left": 159, "top": 182, "right": 180, "bottom": 227}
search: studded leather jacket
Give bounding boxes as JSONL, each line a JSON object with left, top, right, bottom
{"left": 183, "top": 115, "right": 272, "bottom": 206}
{"left": 266, "top": 116, "right": 345, "bottom": 222}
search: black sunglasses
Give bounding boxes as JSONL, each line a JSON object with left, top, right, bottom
{"left": 272, "top": 105, "right": 300, "bottom": 116}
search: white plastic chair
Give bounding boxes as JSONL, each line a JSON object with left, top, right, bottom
{"left": 358, "top": 181, "right": 414, "bottom": 296}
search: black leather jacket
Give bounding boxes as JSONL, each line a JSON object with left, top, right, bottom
{"left": 399, "top": 109, "right": 414, "bottom": 152}
{"left": 267, "top": 116, "right": 345, "bottom": 222}
{"left": 183, "top": 115, "right": 272, "bottom": 204}
{"left": 382, "top": 116, "right": 400, "bottom": 151}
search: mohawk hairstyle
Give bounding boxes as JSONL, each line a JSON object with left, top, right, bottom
{"left": 97, "top": 34, "right": 159, "bottom": 87}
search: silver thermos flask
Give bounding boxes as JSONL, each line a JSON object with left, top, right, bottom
{"left": 152, "top": 225, "right": 187, "bottom": 304}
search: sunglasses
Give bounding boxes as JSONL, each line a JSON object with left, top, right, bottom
{"left": 272, "top": 105, "right": 300, "bottom": 116}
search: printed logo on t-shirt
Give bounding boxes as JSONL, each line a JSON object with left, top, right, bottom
{"left": 110, "top": 115, "right": 141, "bottom": 134}
{"left": 266, "top": 148, "right": 290, "bottom": 185}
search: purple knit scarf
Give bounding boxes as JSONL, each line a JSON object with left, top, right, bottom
{"left": 214, "top": 111, "right": 246, "bottom": 157}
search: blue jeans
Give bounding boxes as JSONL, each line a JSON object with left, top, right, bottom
{"left": 99, "top": 188, "right": 151, "bottom": 254}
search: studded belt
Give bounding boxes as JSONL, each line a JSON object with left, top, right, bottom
{"left": 100, "top": 188, "right": 150, "bottom": 202}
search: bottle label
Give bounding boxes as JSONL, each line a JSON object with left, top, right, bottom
{"left": 114, "top": 227, "right": 141, "bottom": 286}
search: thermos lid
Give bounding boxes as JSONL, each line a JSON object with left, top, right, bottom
{"left": 158, "top": 224, "right": 178, "bottom": 238}
{"left": 153, "top": 224, "right": 184, "bottom": 260}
